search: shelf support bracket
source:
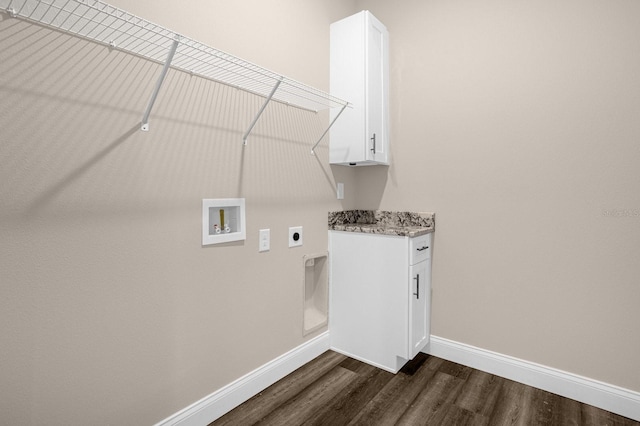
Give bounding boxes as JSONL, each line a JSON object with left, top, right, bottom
{"left": 141, "top": 37, "right": 180, "bottom": 131}
{"left": 242, "top": 77, "right": 283, "bottom": 145}
{"left": 310, "top": 103, "right": 348, "bottom": 155}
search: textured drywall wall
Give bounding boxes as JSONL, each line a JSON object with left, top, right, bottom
{"left": 5, "top": 1, "right": 638, "bottom": 424}
{"left": 0, "top": 1, "right": 358, "bottom": 424}
{"left": 356, "top": 0, "right": 640, "bottom": 392}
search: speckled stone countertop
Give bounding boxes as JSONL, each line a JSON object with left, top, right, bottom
{"left": 328, "top": 210, "right": 435, "bottom": 237}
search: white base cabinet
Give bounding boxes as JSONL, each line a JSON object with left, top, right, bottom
{"left": 329, "top": 231, "right": 432, "bottom": 373}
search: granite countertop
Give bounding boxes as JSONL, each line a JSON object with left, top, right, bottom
{"left": 328, "top": 210, "right": 435, "bottom": 237}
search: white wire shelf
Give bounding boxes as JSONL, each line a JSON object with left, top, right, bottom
{"left": 2, "top": 0, "right": 350, "bottom": 146}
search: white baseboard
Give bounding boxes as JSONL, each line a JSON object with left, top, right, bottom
{"left": 154, "top": 332, "right": 331, "bottom": 426}
{"left": 154, "top": 332, "right": 639, "bottom": 425}
{"left": 425, "top": 335, "right": 640, "bottom": 422}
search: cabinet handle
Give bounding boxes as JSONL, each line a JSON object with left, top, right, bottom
{"left": 413, "top": 274, "right": 420, "bottom": 299}
{"left": 416, "top": 246, "right": 429, "bottom": 251}
{"left": 370, "top": 133, "right": 376, "bottom": 154}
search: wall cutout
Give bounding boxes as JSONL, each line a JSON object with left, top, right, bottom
{"left": 202, "top": 198, "right": 246, "bottom": 245}
{"left": 303, "top": 252, "right": 329, "bottom": 335}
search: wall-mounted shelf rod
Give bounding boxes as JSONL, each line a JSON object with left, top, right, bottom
{"left": 141, "top": 37, "right": 179, "bottom": 132}
{"left": 311, "top": 103, "right": 348, "bottom": 155}
{"left": 243, "top": 77, "right": 282, "bottom": 146}
{"left": 1, "top": 0, "right": 350, "bottom": 146}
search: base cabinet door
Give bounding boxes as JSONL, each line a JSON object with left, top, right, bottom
{"left": 409, "top": 259, "right": 431, "bottom": 359}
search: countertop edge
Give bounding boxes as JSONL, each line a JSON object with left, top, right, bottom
{"left": 329, "top": 226, "right": 434, "bottom": 237}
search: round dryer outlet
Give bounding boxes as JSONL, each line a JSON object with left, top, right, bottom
{"left": 289, "top": 226, "right": 303, "bottom": 248}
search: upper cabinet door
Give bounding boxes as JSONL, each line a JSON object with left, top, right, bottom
{"left": 330, "top": 11, "right": 389, "bottom": 166}
{"left": 366, "top": 13, "right": 389, "bottom": 164}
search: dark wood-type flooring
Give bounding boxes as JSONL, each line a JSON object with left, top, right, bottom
{"left": 211, "top": 351, "right": 639, "bottom": 426}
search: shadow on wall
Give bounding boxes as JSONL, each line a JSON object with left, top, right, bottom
{"left": 351, "top": 165, "right": 389, "bottom": 209}
{"left": 25, "top": 125, "right": 140, "bottom": 216}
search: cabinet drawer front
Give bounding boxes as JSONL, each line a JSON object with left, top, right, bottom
{"left": 410, "top": 233, "right": 432, "bottom": 264}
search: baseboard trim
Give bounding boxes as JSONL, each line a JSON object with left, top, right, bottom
{"left": 425, "top": 335, "right": 640, "bottom": 422}
{"left": 154, "top": 332, "right": 331, "bottom": 426}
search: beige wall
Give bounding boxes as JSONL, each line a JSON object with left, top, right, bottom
{"left": 2, "top": 1, "right": 640, "bottom": 424}
{"left": 0, "top": 1, "right": 358, "bottom": 424}
{"left": 357, "top": 0, "right": 640, "bottom": 392}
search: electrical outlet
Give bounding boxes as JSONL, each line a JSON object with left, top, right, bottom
{"left": 337, "top": 182, "right": 344, "bottom": 200}
{"left": 259, "top": 229, "right": 270, "bottom": 252}
{"left": 289, "top": 226, "right": 303, "bottom": 248}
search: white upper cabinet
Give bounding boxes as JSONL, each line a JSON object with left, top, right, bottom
{"left": 330, "top": 11, "right": 390, "bottom": 166}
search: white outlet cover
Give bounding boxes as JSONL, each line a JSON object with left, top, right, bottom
{"left": 289, "top": 226, "right": 303, "bottom": 248}
{"left": 259, "top": 229, "right": 270, "bottom": 252}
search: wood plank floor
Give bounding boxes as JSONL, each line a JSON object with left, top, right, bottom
{"left": 210, "top": 351, "right": 639, "bottom": 426}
